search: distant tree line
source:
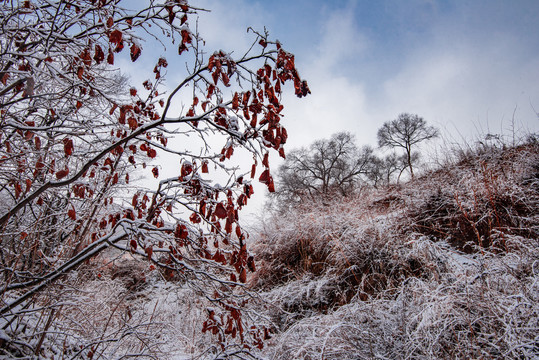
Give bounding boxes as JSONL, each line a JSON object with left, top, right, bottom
{"left": 271, "top": 113, "right": 439, "bottom": 206}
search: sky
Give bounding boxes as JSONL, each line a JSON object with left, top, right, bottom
{"left": 126, "top": 0, "right": 539, "bottom": 217}
{"left": 191, "top": 0, "right": 539, "bottom": 149}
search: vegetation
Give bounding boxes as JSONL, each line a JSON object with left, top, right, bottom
{"left": 272, "top": 132, "right": 375, "bottom": 205}
{"left": 253, "top": 137, "right": 538, "bottom": 359}
{"left": 377, "top": 113, "right": 439, "bottom": 179}
{"left": 1, "top": 1, "right": 536, "bottom": 359}
{"left": 0, "top": 0, "right": 309, "bottom": 358}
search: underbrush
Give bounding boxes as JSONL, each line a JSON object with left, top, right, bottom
{"left": 2, "top": 142, "right": 536, "bottom": 359}
{"left": 0, "top": 253, "right": 214, "bottom": 359}
{"left": 252, "top": 194, "right": 426, "bottom": 322}
{"left": 251, "top": 141, "right": 539, "bottom": 359}
{"left": 411, "top": 142, "right": 539, "bottom": 252}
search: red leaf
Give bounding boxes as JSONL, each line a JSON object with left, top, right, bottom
{"left": 181, "top": 28, "right": 192, "bottom": 44}
{"left": 225, "top": 218, "right": 233, "bottom": 234}
{"left": 145, "top": 246, "right": 153, "bottom": 260}
{"left": 14, "top": 182, "right": 22, "bottom": 199}
{"left": 250, "top": 163, "right": 256, "bottom": 178}
{"left": 166, "top": 6, "right": 175, "bottom": 23}
{"left": 247, "top": 256, "right": 256, "bottom": 272}
{"left": 181, "top": 162, "right": 193, "bottom": 177}
{"left": 239, "top": 268, "right": 247, "bottom": 283}
{"left": 178, "top": 43, "right": 188, "bottom": 55}
{"left": 212, "top": 70, "right": 219, "bottom": 85}
{"left": 258, "top": 169, "right": 270, "bottom": 184}
{"left": 262, "top": 153, "right": 269, "bottom": 167}
{"left": 1, "top": 73, "right": 9, "bottom": 85}
{"left": 109, "top": 30, "right": 123, "bottom": 45}
{"left": 147, "top": 148, "right": 157, "bottom": 158}
{"left": 130, "top": 88, "right": 137, "bottom": 96}
{"left": 130, "top": 239, "right": 138, "bottom": 250}
{"left": 214, "top": 203, "right": 227, "bottom": 219}
{"left": 127, "top": 116, "right": 138, "bottom": 130}
{"left": 109, "top": 103, "right": 117, "bottom": 116}
{"left": 68, "top": 207, "right": 77, "bottom": 220}
{"left": 175, "top": 223, "right": 189, "bottom": 239}
{"left": 235, "top": 224, "right": 242, "bottom": 238}
{"left": 55, "top": 168, "right": 69, "bottom": 179}
{"left": 201, "top": 161, "right": 209, "bottom": 173}
{"left": 130, "top": 44, "right": 141, "bottom": 62}
{"left": 207, "top": 84, "right": 215, "bottom": 98}
{"left": 268, "top": 178, "right": 275, "bottom": 192}
{"left": 76, "top": 66, "right": 84, "bottom": 80}
{"left": 152, "top": 167, "right": 159, "bottom": 178}
{"left": 106, "top": 17, "right": 113, "bottom": 28}
{"left": 107, "top": 50, "right": 114, "bottom": 65}
{"left": 76, "top": 100, "right": 82, "bottom": 110}
{"left": 222, "top": 73, "right": 230, "bottom": 87}
{"left": 225, "top": 146, "right": 234, "bottom": 159}
{"left": 63, "top": 138, "right": 74, "bottom": 156}
{"left": 189, "top": 212, "right": 201, "bottom": 223}
{"left": 232, "top": 92, "right": 239, "bottom": 110}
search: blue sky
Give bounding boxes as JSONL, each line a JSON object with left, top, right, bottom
{"left": 189, "top": 0, "right": 539, "bottom": 150}
{"left": 125, "top": 0, "right": 539, "bottom": 216}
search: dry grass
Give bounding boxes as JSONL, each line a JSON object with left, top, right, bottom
{"left": 251, "top": 141, "right": 539, "bottom": 359}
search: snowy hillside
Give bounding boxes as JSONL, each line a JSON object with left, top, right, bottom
{"left": 251, "top": 140, "right": 539, "bottom": 359}
{"left": 2, "top": 140, "right": 537, "bottom": 359}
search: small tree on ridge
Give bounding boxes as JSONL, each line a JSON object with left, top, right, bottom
{"left": 377, "top": 113, "right": 439, "bottom": 179}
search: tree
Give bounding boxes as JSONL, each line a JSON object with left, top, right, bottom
{"left": 377, "top": 113, "right": 439, "bottom": 179}
{"left": 273, "top": 132, "right": 375, "bottom": 206}
{"left": 367, "top": 152, "right": 409, "bottom": 187}
{"left": 0, "top": 1, "right": 309, "bottom": 357}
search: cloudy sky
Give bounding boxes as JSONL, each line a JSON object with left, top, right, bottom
{"left": 181, "top": 0, "right": 538, "bottom": 214}
{"left": 127, "top": 0, "right": 539, "bottom": 216}
{"left": 190, "top": 0, "right": 539, "bottom": 147}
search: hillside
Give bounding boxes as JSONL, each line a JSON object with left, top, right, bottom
{"left": 250, "top": 140, "right": 539, "bottom": 359}
{"left": 2, "top": 141, "right": 536, "bottom": 359}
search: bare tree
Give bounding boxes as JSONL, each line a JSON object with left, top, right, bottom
{"left": 377, "top": 113, "right": 439, "bottom": 179}
{"left": 367, "top": 152, "right": 409, "bottom": 187}
{"left": 0, "top": 0, "right": 309, "bottom": 356}
{"left": 273, "top": 132, "right": 375, "bottom": 206}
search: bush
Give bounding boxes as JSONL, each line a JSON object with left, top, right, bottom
{"left": 250, "top": 140, "right": 539, "bottom": 359}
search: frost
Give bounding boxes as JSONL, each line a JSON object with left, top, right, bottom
{"left": 249, "top": 141, "right": 539, "bottom": 359}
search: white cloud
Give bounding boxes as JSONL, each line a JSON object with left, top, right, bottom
{"left": 376, "top": 29, "right": 539, "bottom": 142}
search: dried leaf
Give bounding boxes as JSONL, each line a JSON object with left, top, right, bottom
{"left": 239, "top": 268, "right": 247, "bottom": 283}
{"left": 214, "top": 203, "right": 227, "bottom": 219}
{"left": 68, "top": 207, "right": 77, "bottom": 220}
{"left": 63, "top": 138, "right": 74, "bottom": 156}
{"left": 55, "top": 168, "right": 69, "bottom": 180}
{"left": 109, "top": 30, "right": 123, "bottom": 45}
{"left": 130, "top": 44, "right": 141, "bottom": 62}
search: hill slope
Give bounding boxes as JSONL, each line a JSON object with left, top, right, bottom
{"left": 251, "top": 141, "right": 539, "bottom": 359}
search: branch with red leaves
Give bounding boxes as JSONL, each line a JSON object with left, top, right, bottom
{"left": 0, "top": 0, "right": 309, "bottom": 355}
